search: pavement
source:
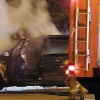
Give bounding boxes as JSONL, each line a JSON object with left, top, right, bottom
{"left": 0, "top": 86, "right": 95, "bottom": 100}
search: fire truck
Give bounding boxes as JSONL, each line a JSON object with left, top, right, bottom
{"left": 69, "top": 0, "right": 100, "bottom": 99}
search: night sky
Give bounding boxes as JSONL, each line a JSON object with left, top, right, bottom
{"left": 47, "top": 0, "right": 70, "bottom": 34}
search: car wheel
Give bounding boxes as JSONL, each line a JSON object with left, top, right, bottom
{"left": 0, "top": 74, "right": 4, "bottom": 90}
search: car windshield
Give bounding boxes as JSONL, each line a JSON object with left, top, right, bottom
{"left": 44, "top": 39, "right": 69, "bottom": 54}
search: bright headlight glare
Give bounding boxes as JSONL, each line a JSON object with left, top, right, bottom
{"left": 21, "top": 54, "right": 25, "bottom": 58}
{"left": 65, "top": 69, "right": 69, "bottom": 74}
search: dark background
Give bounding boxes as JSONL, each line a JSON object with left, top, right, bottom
{"left": 47, "top": 0, "right": 70, "bottom": 35}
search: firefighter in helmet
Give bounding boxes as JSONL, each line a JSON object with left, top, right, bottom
{"left": 64, "top": 60, "right": 88, "bottom": 100}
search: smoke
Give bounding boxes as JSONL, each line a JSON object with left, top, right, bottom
{"left": 0, "top": 0, "right": 14, "bottom": 54}
{"left": 0, "top": 0, "right": 60, "bottom": 54}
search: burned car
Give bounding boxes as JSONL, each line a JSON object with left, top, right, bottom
{"left": 0, "top": 35, "right": 75, "bottom": 89}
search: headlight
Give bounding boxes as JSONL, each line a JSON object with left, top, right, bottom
{"left": 65, "top": 69, "right": 69, "bottom": 74}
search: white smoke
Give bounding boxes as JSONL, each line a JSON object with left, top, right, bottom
{"left": 0, "top": 0, "right": 60, "bottom": 54}
{"left": 0, "top": 0, "right": 15, "bottom": 53}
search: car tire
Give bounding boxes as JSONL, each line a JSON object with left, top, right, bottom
{"left": 0, "top": 74, "right": 4, "bottom": 90}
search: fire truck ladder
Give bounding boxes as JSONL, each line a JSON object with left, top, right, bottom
{"left": 74, "top": 0, "right": 91, "bottom": 71}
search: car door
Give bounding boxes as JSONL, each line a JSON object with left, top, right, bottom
{"left": 8, "top": 39, "right": 27, "bottom": 80}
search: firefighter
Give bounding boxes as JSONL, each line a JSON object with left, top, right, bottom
{"left": 13, "top": 29, "right": 26, "bottom": 39}
{"left": 65, "top": 74, "right": 87, "bottom": 100}
{"left": 64, "top": 60, "right": 88, "bottom": 100}
{"left": 0, "top": 60, "right": 7, "bottom": 81}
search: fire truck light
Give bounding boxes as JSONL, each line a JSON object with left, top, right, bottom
{"left": 71, "top": 0, "right": 76, "bottom": 2}
{"left": 68, "top": 65, "right": 75, "bottom": 71}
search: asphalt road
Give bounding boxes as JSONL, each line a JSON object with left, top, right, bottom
{"left": 0, "top": 86, "right": 95, "bottom": 100}
{"left": 0, "top": 93, "right": 80, "bottom": 100}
